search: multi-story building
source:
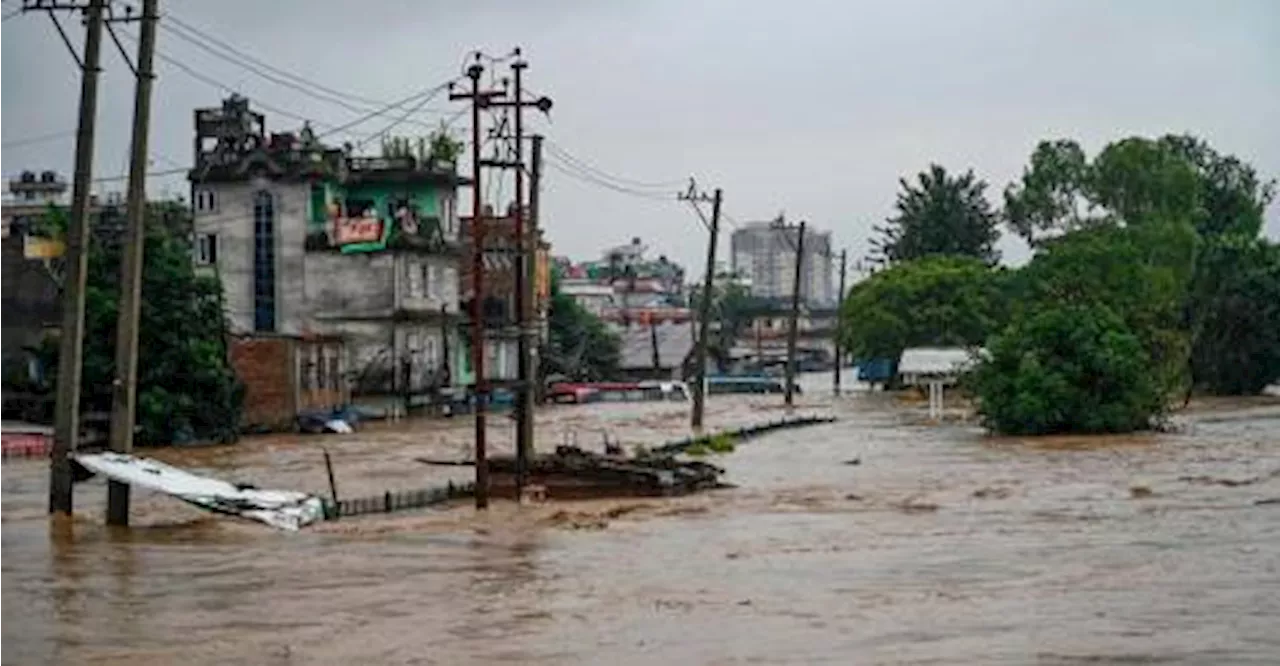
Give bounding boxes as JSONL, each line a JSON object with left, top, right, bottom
{"left": 189, "top": 95, "right": 468, "bottom": 417}
{"left": 555, "top": 237, "right": 691, "bottom": 327}
{"left": 459, "top": 204, "right": 552, "bottom": 385}
{"left": 730, "top": 221, "right": 834, "bottom": 306}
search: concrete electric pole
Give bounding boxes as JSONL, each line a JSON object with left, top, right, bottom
{"left": 34, "top": 0, "right": 108, "bottom": 517}
{"left": 486, "top": 51, "right": 552, "bottom": 501}
{"left": 450, "top": 57, "right": 506, "bottom": 509}
{"left": 680, "top": 182, "right": 722, "bottom": 431}
{"left": 784, "top": 221, "right": 806, "bottom": 408}
{"left": 105, "top": 0, "right": 159, "bottom": 527}
{"left": 833, "top": 248, "right": 847, "bottom": 397}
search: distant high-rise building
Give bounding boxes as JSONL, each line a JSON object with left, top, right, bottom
{"left": 730, "top": 221, "right": 833, "bottom": 306}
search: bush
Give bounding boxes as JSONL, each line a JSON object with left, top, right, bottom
{"left": 971, "top": 304, "right": 1166, "bottom": 435}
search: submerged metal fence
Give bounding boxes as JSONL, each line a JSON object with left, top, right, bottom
{"left": 322, "top": 480, "right": 475, "bottom": 520}
{"left": 653, "top": 414, "right": 838, "bottom": 455}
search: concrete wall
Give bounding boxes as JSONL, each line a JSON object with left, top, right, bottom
{"left": 194, "top": 179, "right": 310, "bottom": 334}
{"left": 303, "top": 252, "right": 396, "bottom": 318}
{"left": 396, "top": 253, "right": 458, "bottom": 314}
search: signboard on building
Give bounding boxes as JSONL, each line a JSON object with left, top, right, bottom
{"left": 334, "top": 214, "right": 387, "bottom": 253}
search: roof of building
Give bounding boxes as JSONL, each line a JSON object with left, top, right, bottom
{"left": 898, "top": 347, "right": 980, "bottom": 376}
{"left": 618, "top": 323, "right": 695, "bottom": 370}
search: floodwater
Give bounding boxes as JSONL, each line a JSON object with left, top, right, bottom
{"left": 4, "top": 374, "right": 1280, "bottom": 665}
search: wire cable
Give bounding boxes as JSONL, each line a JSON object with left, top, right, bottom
{"left": 544, "top": 139, "right": 685, "bottom": 190}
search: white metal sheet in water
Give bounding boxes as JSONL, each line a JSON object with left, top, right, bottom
{"left": 73, "top": 453, "right": 324, "bottom": 531}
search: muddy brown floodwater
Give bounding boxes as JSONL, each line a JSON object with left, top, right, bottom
{"left": 4, "top": 374, "right": 1280, "bottom": 665}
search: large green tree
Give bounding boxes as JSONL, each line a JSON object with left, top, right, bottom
{"left": 972, "top": 303, "right": 1166, "bottom": 435}
{"left": 1007, "top": 221, "right": 1198, "bottom": 399}
{"left": 840, "top": 256, "right": 1009, "bottom": 362}
{"left": 1004, "top": 133, "right": 1278, "bottom": 396}
{"left": 869, "top": 164, "right": 1001, "bottom": 266}
{"left": 1187, "top": 236, "right": 1280, "bottom": 395}
{"left": 33, "top": 202, "right": 243, "bottom": 445}
{"left": 541, "top": 279, "right": 621, "bottom": 381}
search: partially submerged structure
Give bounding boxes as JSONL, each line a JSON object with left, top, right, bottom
{"left": 897, "top": 346, "right": 981, "bottom": 419}
{"left": 74, "top": 453, "right": 324, "bottom": 530}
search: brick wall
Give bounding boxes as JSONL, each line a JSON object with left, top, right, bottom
{"left": 229, "top": 336, "right": 296, "bottom": 430}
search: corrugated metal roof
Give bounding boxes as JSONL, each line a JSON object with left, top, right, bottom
{"left": 898, "top": 347, "right": 978, "bottom": 376}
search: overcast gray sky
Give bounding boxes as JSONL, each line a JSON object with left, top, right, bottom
{"left": 4, "top": 0, "right": 1278, "bottom": 274}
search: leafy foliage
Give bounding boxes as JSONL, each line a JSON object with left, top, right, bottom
{"left": 1008, "top": 220, "right": 1198, "bottom": 398}
{"left": 840, "top": 256, "right": 1008, "bottom": 361}
{"left": 971, "top": 304, "right": 1166, "bottom": 435}
{"left": 34, "top": 202, "right": 242, "bottom": 445}
{"left": 1187, "top": 236, "right": 1280, "bottom": 395}
{"left": 541, "top": 278, "right": 621, "bottom": 381}
{"left": 870, "top": 164, "right": 1001, "bottom": 266}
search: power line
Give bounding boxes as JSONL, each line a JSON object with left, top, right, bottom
{"left": 542, "top": 155, "right": 676, "bottom": 202}
{"left": 114, "top": 25, "right": 339, "bottom": 129}
{"left": 2, "top": 130, "right": 78, "bottom": 148}
{"left": 159, "top": 17, "right": 450, "bottom": 133}
{"left": 544, "top": 139, "right": 684, "bottom": 190}
{"left": 162, "top": 14, "right": 388, "bottom": 108}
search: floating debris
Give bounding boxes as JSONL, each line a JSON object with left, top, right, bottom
{"left": 73, "top": 453, "right": 324, "bottom": 531}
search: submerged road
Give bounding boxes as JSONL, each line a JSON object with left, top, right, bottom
{"left": 4, "top": 374, "right": 1279, "bottom": 664}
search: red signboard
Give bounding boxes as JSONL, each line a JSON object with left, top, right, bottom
{"left": 333, "top": 215, "right": 385, "bottom": 247}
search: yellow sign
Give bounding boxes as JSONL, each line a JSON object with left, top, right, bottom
{"left": 23, "top": 236, "right": 65, "bottom": 259}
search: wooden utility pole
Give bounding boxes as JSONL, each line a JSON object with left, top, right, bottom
{"left": 105, "top": 0, "right": 159, "bottom": 527}
{"left": 680, "top": 183, "right": 721, "bottom": 430}
{"left": 450, "top": 57, "right": 505, "bottom": 509}
{"left": 784, "top": 221, "right": 806, "bottom": 407}
{"left": 43, "top": 0, "right": 108, "bottom": 516}
{"left": 832, "top": 248, "right": 847, "bottom": 397}
{"left": 486, "top": 52, "right": 552, "bottom": 501}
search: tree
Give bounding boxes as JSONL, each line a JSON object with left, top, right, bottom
{"left": 1009, "top": 221, "right": 1197, "bottom": 398}
{"left": 1004, "top": 133, "right": 1278, "bottom": 396}
{"left": 840, "top": 256, "right": 1009, "bottom": 362}
{"left": 1004, "top": 134, "right": 1275, "bottom": 245}
{"left": 869, "top": 164, "right": 1000, "bottom": 266}
{"left": 541, "top": 278, "right": 621, "bottom": 381}
{"left": 1187, "top": 236, "right": 1280, "bottom": 395}
{"left": 1003, "top": 140, "right": 1093, "bottom": 245}
{"left": 33, "top": 202, "right": 243, "bottom": 445}
{"left": 971, "top": 303, "right": 1166, "bottom": 435}
{"left": 688, "top": 277, "right": 774, "bottom": 368}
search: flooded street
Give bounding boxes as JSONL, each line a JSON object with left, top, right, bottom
{"left": 4, "top": 375, "right": 1280, "bottom": 665}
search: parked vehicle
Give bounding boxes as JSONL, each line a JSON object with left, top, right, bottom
{"left": 547, "top": 381, "right": 690, "bottom": 405}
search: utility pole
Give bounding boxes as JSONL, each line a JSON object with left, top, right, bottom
{"left": 105, "top": 0, "right": 159, "bottom": 527}
{"left": 486, "top": 52, "right": 552, "bottom": 502}
{"left": 784, "top": 221, "right": 806, "bottom": 408}
{"left": 833, "top": 249, "right": 847, "bottom": 397}
{"left": 680, "top": 183, "right": 721, "bottom": 430}
{"left": 528, "top": 134, "right": 544, "bottom": 405}
{"left": 450, "top": 57, "right": 506, "bottom": 509}
{"left": 39, "top": 0, "right": 108, "bottom": 516}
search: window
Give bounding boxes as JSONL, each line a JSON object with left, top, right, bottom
{"left": 424, "top": 337, "right": 437, "bottom": 368}
{"left": 441, "top": 194, "right": 456, "bottom": 236}
{"left": 195, "top": 189, "right": 217, "bottom": 213}
{"left": 299, "top": 347, "right": 315, "bottom": 391}
{"left": 420, "top": 262, "right": 430, "bottom": 299}
{"left": 328, "top": 349, "right": 340, "bottom": 391}
{"left": 196, "top": 233, "right": 218, "bottom": 265}
{"left": 317, "top": 346, "right": 328, "bottom": 391}
{"left": 407, "top": 259, "right": 424, "bottom": 298}
{"left": 253, "top": 190, "right": 276, "bottom": 332}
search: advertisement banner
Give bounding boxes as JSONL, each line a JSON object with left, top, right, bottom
{"left": 334, "top": 214, "right": 386, "bottom": 253}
